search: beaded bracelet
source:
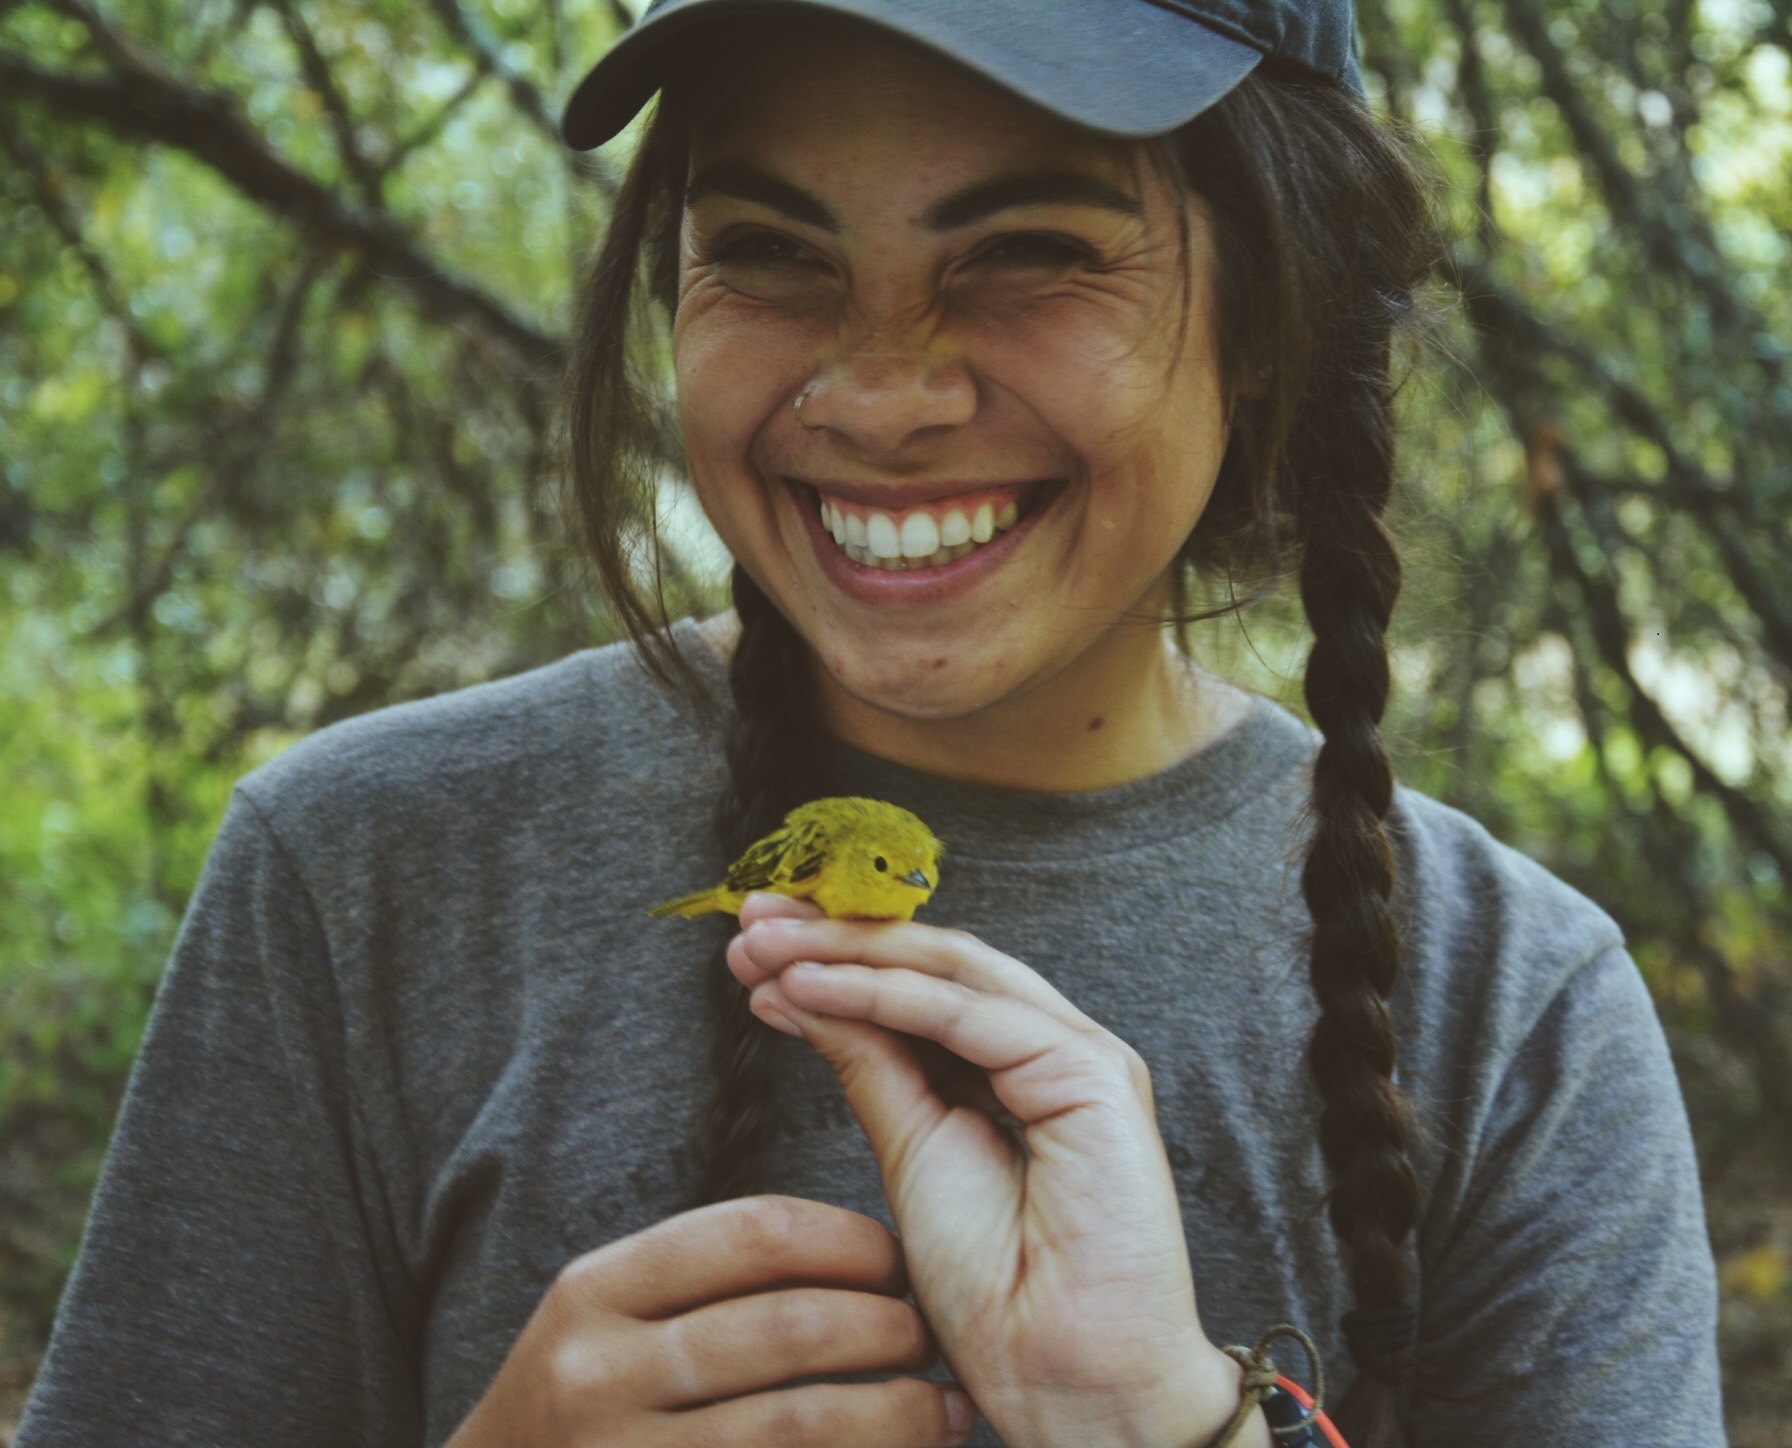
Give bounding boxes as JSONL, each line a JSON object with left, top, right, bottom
{"left": 1202, "top": 1324, "right": 1348, "bottom": 1448}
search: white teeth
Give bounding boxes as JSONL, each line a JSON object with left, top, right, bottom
{"left": 899, "top": 511, "right": 941, "bottom": 559}
{"left": 865, "top": 512, "right": 901, "bottom": 558}
{"left": 819, "top": 493, "right": 1029, "bottom": 569}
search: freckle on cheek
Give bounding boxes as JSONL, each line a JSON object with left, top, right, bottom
{"left": 933, "top": 658, "right": 947, "bottom": 669}
{"left": 1088, "top": 716, "right": 1105, "bottom": 731}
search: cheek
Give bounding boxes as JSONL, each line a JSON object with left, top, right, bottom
{"left": 676, "top": 310, "right": 781, "bottom": 452}
{"left": 672, "top": 299, "right": 817, "bottom": 524}
{"left": 968, "top": 302, "right": 1229, "bottom": 536}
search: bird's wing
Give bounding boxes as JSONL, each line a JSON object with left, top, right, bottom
{"left": 721, "top": 816, "right": 828, "bottom": 896}
{"left": 780, "top": 816, "right": 830, "bottom": 884}
{"left": 721, "top": 832, "right": 786, "bottom": 895}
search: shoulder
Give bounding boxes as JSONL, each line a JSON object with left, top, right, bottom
{"left": 233, "top": 625, "right": 722, "bottom": 862}
{"left": 1389, "top": 786, "right": 1626, "bottom": 1002}
{"left": 1383, "top": 785, "right": 1659, "bottom": 1186}
{"left": 1237, "top": 701, "right": 1625, "bottom": 988}
{"left": 1387, "top": 784, "right": 1629, "bottom": 1074}
{"left": 1233, "top": 707, "right": 1629, "bottom": 1066}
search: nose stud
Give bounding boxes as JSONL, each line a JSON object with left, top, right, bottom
{"left": 794, "top": 388, "right": 821, "bottom": 431}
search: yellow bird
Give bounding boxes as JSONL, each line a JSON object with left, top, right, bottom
{"left": 651, "top": 797, "right": 943, "bottom": 922}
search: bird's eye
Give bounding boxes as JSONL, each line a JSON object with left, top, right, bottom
{"left": 873, "top": 855, "right": 888, "bottom": 872}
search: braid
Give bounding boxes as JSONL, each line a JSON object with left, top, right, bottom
{"left": 1297, "top": 403, "right": 1420, "bottom": 1445}
{"left": 1165, "top": 69, "right": 1434, "bottom": 1446}
{"left": 686, "top": 567, "right": 826, "bottom": 1207}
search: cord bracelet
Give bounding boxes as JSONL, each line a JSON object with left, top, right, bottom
{"left": 1202, "top": 1323, "right": 1347, "bottom": 1448}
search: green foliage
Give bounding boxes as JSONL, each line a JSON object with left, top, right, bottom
{"left": 2, "top": 0, "right": 1790, "bottom": 1438}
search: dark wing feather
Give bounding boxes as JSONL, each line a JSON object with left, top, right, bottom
{"left": 721, "top": 829, "right": 792, "bottom": 895}
{"left": 781, "top": 810, "right": 833, "bottom": 884}
{"left": 721, "top": 810, "right": 832, "bottom": 895}
{"left": 784, "top": 834, "right": 827, "bottom": 882}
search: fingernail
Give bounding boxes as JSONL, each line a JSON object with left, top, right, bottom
{"left": 753, "top": 1002, "right": 804, "bottom": 1039}
{"left": 786, "top": 960, "right": 823, "bottom": 977}
{"left": 944, "top": 1388, "right": 976, "bottom": 1434}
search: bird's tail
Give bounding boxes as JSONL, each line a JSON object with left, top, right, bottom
{"left": 648, "top": 889, "right": 726, "bottom": 919}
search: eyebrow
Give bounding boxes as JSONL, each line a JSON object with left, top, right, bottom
{"left": 923, "top": 170, "right": 1145, "bottom": 230}
{"left": 685, "top": 161, "right": 839, "bottom": 230}
{"left": 683, "top": 162, "right": 1144, "bottom": 233}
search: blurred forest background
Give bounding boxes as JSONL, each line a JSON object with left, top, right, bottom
{"left": 2, "top": 0, "right": 1790, "bottom": 1439}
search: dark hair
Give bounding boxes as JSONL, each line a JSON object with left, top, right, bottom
{"left": 560, "top": 51, "right": 1434, "bottom": 1448}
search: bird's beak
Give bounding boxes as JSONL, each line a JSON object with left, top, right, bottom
{"left": 900, "top": 870, "right": 931, "bottom": 889}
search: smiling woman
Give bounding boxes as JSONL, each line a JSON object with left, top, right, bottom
{"left": 669, "top": 24, "right": 1236, "bottom": 760}
{"left": 15, "top": 4, "right": 1724, "bottom": 1448}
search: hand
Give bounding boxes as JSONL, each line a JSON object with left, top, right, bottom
{"left": 445, "top": 1194, "right": 977, "bottom": 1447}
{"left": 729, "top": 894, "right": 1268, "bottom": 1448}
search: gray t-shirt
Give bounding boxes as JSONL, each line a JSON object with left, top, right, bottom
{"left": 18, "top": 619, "right": 1723, "bottom": 1446}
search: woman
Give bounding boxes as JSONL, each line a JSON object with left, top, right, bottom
{"left": 18, "top": 2, "right": 1723, "bottom": 1446}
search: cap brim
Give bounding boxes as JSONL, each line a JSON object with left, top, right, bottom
{"left": 562, "top": 0, "right": 1264, "bottom": 150}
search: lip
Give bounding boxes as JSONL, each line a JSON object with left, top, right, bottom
{"left": 795, "top": 477, "right": 1035, "bottom": 510}
{"left": 786, "top": 476, "right": 1063, "bottom": 608}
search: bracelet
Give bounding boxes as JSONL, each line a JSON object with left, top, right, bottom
{"left": 1202, "top": 1323, "right": 1342, "bottom": 1448}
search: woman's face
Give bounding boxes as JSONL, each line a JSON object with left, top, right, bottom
{"left": 674, "top": 23, "right": 1234, "bottom": 720}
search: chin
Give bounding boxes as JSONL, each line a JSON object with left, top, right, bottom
{"left": 825, "top": 646, "right": 1029, "bottom": 723}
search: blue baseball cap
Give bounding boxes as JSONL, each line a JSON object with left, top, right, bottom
{"left": 561, "top": 0, "right": 1364, "bottom": 151}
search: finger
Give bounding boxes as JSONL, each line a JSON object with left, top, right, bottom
{"left": 728, "top": 929, "right": 776, "bottom": 991}
{"left": 739, "top": 891, "right": 825, "bottom": 926}
{"left": 730, "top": 895, "right": 827, "bottom": 989}
{"left": 566, "top": 1195, "right": 907, "bottom": 1320}
{"left": 645, "top": 1287, "right": 934, "bottom": 1408}
{"left": 761, "top": 991, "right": 1029, "bottom": 1217}
{"left": 752, "top": 978, "right": 957, "bottom": 1140}
{"left": 775, "top": 963, "right": 1141, "bottom": 1128}
{"left": 739, "top": 917, "right": 1096, "bottom": 1031}
{"left": 657, "top": 1376, "right": 976, "bottom": 1447}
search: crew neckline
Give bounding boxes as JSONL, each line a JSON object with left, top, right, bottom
{"left": 662, "top": 614, "right": 1317, "bottom": 864}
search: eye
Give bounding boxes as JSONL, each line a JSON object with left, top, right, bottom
{"left": 708, "top": 227, "right": 821, "bottom": 268}
{"left": 967, "top": 232, "right": 1096, "bottom": 270}
{"left": 696, "top": 226, "right": 837, "bottom": 305}
{"left": 873, "top": 855, "right": 888, "bottom": 872}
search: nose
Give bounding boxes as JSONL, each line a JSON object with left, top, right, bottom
{"left": 795, "top": 349, "right": 977, "bottom": 455}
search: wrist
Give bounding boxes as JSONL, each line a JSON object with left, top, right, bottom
{"left": 990, "top": 1340, "right": 1273, "bottom": 1448}
{"left": 1167, "top": 1343, "right": 1275, "bottom": 1448}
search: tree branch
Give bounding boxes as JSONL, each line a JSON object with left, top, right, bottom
{"left": 1537, "top": 463, "right": 1792, "bottom": 882}
{"left": 0, "top": 47, "right": 563, "bottom": 370}
{"left": 0, "top": 108, "right": 164, "bottom": 361}
{"left": 1499, "top": 0, "right": 1783, "bottom": 404}
{"left": 379, "top": 65, "right": 484, "bottom": 178}
{"left": 267, "top": 0, "right": 384, "bottom": 206}
{"left": 421, "top": 0, "right": 614, "bottom": 192}
{"left": 1447, "top": 253, "right": 1792, "bottom": 673}
{"left": 1439, "top": 0, "right": 1499, "bottom": 252}
{"left": 87, "top": 252, "right": 332, "bottom": 639}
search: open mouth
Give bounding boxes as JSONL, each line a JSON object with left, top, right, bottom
{"left": 796, "top": 480, "right": 1055, "bottom": 572}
